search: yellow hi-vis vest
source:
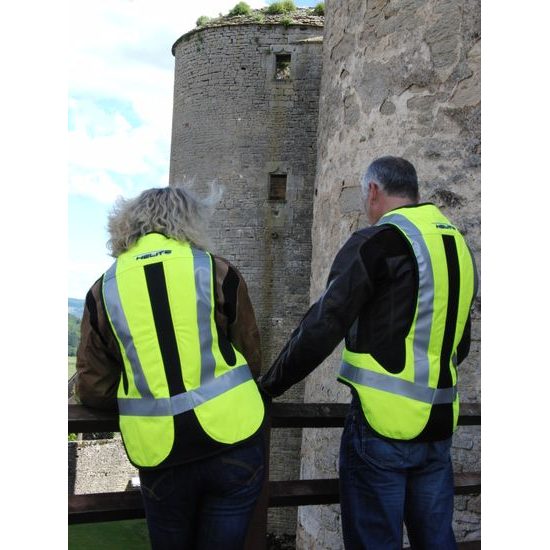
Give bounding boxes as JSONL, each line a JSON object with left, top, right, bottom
{"left": 102, "top": 233, "right": 265, "bottom": 468}
{"left": 338, "top": 204, "right": 478, "bottom": 440}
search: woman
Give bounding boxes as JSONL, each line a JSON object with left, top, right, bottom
{"left": 75, "top": 185, "right": 266, "bottom": 549}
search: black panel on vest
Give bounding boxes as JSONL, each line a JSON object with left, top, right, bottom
{"left": 144, "top": 262, "right": 186, "bottom": 396}
{"left": 216, "top": 328, "right": 237, "bottom": 366}
{"left": 413, "top": 234, "right": 460, "bottom": 442}
{"left": 439, "top": 234, "right": 460, "bottom": 389}
{"left": 414, "top": 403, "right": 454, "bottom": 442}
{"left": 353, "top": 227, "right": 417, "bottom": 374}
{"left": 171, "top": 411, "right": 234, "bottom": 466}
{"left": 221, "top": 265, "right": 239, "bottom": 325}
{"left": 457, "top": 314, "right": 471, "bottom": 364}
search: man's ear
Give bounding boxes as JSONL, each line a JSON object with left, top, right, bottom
{"left": 368, "top": 181, "right": 378, "bottom": 203}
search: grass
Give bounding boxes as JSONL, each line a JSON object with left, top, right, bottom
{"left": 196, "top": 15, "right": 211, "bottom": 27}
{"left": 68, "top": 519, "right": 150, "bottom": 550}
{"left": 281, "top": 16, "right": 293, "bottom": 27}
{"left": 266, "top": 1, "right": 296, "bottom": 15}
{"left": 68, "top": 356, "right": 77, "bottom": 379}
{"left": 228, "top": 2, "right": 252, "bottom": 16}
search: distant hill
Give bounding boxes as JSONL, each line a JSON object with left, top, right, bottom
{"left": 68, "top": 298, "right": 84, "bottom": 357}
{"left": 69, "top": 298, "right": 85, "bottom": 319}
{"left": 68, "top": 314, "right": 81, "bottom": 356}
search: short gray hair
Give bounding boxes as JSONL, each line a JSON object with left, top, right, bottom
{"left": 361, "top": 156, "right": 419, "bottom": 201}
{"left": 106, "top": 183, "right": 221, "bottom": 257}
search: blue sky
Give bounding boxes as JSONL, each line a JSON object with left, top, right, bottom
{"left": 68, "top": 0, "right": 321, "bottom": 298}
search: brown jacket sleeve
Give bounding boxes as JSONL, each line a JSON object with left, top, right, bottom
{"left": 213, "top": 256, "right": 262, "bottom": 379}
{"left": 75, "top": 278, "right": 122, "bottom": 411}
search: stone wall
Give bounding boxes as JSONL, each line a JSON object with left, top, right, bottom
{"left": 68, "top": 436, "right": 138, "bottom": 496}
{"left": 298, "top": 0, "right": 481, "bottom": 548}
{"left": 170, "top": 19, "right": 323, "bottom": 537}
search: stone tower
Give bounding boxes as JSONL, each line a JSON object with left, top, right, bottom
{"left": 169, "top": 10, "right": 324, "bottom": 537}
{"left": 298, "top": 0, "right": 481, "bottom": 548}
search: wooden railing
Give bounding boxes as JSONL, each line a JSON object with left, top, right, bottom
{"left": 68, "top": 402, "right": 481, "bottom": 549}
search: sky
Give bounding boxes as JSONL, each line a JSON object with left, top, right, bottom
{"left": 68, "top": 0, "right": 320, "bottom": 299}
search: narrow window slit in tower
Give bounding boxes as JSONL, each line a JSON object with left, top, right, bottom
{"left": 275, "top": 54, "right": 291, "bottom": 80}
{"left": 269, "top": 174, "right": 287, "bottom": 201}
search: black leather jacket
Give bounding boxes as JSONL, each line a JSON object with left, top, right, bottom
{"left": 259, "top": 213, "right": 472, "bottom": 441}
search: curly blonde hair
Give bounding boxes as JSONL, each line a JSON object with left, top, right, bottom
{"left": 106, "top": 184, "right": 221, "bottom": 257}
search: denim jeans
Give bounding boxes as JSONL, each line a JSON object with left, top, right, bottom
{"left": 139, "top": 435, "right": 265, "bottom": 550}
{"left": 339, "top": 402, "right": 457, "bottom": 550}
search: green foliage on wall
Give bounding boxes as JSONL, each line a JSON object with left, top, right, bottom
{"left": 196, "top": 15, "right": 211, "bottom": 27}
{"left": 266, "top": 1, "right": 296, "bottom": 15}
{"left": 313, "top": 2, "right": 325, "bottom": 16}
{"left": 228, "top": 2, "right": 252, "bottom": 17}
{"left": 281, "top": 16, "right": 293, "bottom": 27}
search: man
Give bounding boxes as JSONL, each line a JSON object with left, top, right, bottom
{"left": 75, "top": 185, "right": 266, "bottom": 550}
{"left": 259, "top": 156, "right": 478, "bottom": 549}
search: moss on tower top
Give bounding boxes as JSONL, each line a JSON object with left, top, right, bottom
{"left": 175, "top": 6, "right": 324, "bottom": 53}
{"left": 200, "top": 5, "right": 323, "bottom": 27}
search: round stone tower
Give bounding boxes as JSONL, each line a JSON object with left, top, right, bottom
{"left": 169, "top": 9, "right": 324, "bottom": 538}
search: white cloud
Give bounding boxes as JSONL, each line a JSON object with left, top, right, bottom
{"left": 69, "top": 171, "right": 126, "bottom": 205}
{"left": 69, "top": 117, "right": 166, "bottom": 176}
{"left": 68, "top": 1, "right": 268, "bottom": 203}
{"left": 67, "top": 0, "right": 269, "bottom": 293}
{"left": 68, "top": 259, "right": 115, "bottom": 299}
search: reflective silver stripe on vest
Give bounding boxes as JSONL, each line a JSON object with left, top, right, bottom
{"left": 340, "top": 361, "right": 456, "bottom": 404}
{"left": 377, "top": 214, "right": 434, "bottom": 385}
{"left": 103, "top": 262, "right": 153, "bottom": 399}
{"left": 117, "top": 364, "right": 251, "bottom": 416}
{"left": 191, "top": 247, "right": 217, "bottom": 385}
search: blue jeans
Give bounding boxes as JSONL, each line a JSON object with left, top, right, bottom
{"left": 339, "top": 403, "right": 457, "bottom": 550}
{"left": 139, "top": 435, "right": 265, "bottom": 550}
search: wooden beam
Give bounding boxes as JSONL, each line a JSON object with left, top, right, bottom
{"left": 269, "top": 479, "right": 339, "bottom": 507}
{"left": 456, "top": 543, "right": 481, "bottom": 550}
{"left": 69, "top": 472, "right": 480, "bottom": 524}
{"left": 457, "top": 403, "right": 481, "bottom": 425}
{"left": 69, "top": 491, "right": 143, "bottom": 524}
{"left": 69, "top": 402, "right": 480, "bottom": 433}
{"left": 454, "top": 472, "right": 481, "bottom": 495}
{"left": 270, "top": 402, "right": 348, "bottom": 428}
{"left": 68, "top": 405, "right": 119, "bottom": 434}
